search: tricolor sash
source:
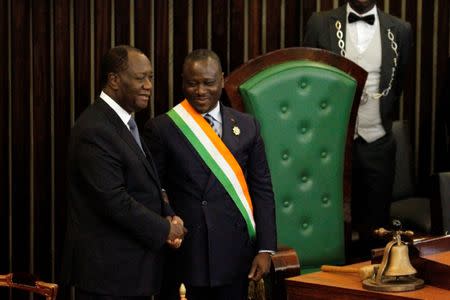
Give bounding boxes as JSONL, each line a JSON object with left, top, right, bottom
{"left": 167, "top": 100, "right": 256, "bottom": 239}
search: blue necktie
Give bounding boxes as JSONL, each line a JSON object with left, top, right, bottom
{"left": 128, "top": 117, "right": 144, "bottom": 153}
{"left": 204, "top": 114, "right": 221, "bottom": 138}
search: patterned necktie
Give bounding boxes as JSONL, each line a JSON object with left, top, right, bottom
{"left": 204, "top": 114, "right": 221, "bottom": 138}
{"left": 128, "top": 117, "right": 144, "bottom": 153}
{"left": 348, "top": 12, "right": 375, "bottom": 25}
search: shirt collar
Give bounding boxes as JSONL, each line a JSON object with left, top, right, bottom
{"left": 202, "top": 102, "right": 222, "bottom": 124}
{"left": 347, "top": 2, "right": 378, "bottom": 18}
{"left": 100, "top": 91, "right": 134, "bottom": 128}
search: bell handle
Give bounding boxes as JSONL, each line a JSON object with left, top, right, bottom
{"left": 375, "top": 240, "right": 396, "bottom": 284}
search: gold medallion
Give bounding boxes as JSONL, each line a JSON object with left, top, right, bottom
{"left": 232, "top": 126, "right": 240, "bottom": 136}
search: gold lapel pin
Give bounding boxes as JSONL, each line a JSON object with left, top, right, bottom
{"left": 232, "top": 126, "right": 240, "bottom": 136}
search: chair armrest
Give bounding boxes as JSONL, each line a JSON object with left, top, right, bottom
{"left": 264, "top": 245, "right": 300, "bottom": 300}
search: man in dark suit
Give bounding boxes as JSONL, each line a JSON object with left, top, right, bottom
{"left": 61, "top": 45, "right": 186, "bottom": 299}
{"left": 143, "top": 49, "right": 277, "bottom": 300}
{"left": 303, "top": 0, "right": 413, "bottom": 250}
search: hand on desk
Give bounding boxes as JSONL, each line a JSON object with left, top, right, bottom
{"left": 166, "top": 215, "right": 187, "bottom": 249}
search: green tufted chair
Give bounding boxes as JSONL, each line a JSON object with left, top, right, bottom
{"left": 224, "top": 48, "right": 367, "bottom": 280}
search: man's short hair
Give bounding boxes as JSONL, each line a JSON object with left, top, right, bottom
{"left": 183, "top": 49, "right": 222, "bottom": 73}
{"left": 100, "top": 45, "right": 144, "bottom": 87}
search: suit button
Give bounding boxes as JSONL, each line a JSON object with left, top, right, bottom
{"left": 201, "top": 200, "right": 207, "bottom": 206}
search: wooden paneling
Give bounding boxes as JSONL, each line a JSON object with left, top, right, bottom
{"left": 154, "top": 0, "right": 169, "bottom": 115}
{"left": 193, "top": 0, "right": 208, "bottom": 49}
{"left": 285, "top": 0, "right": 301, "bottom": 47}
{"left": 73, "top": 0, "right": 91, "bottom": 118}
{"left": 211, "top": 0, "right": 229, "bottom": 71}
{"left": 418, "top": 0, "right": 435, "bottom": 180}
{"left": 302, "top": 0, "right": 317, "bottom": 42}
{"left": 0, "top": 0, "right": 9, "bottom": 298}
{"left": 266, "top": 0, "right": 281, "bottom": 52}
{"left": 94, "top": 0, "right": 111, "bottom": 96}
{"left": 134, "top": 0, "right": 153, "bottom": 126}
{"left": 248, "top": 0, "right": 262, "bottom": 59}
{"left": 32, "top": 0, "right": 52, "bottom": 283}
{"left": 172, "top": 0, "right": 189, "bottom": 104}
{"left": 10, "top": 1, "right": 31, "bottom": 298}
{"left": 229, "top": 0, "right": 245, "bottom": 73}
{"left": 388, "top": 0, "right": 402, "bottom": 17}
{"left": 321, "top": 0, "right": 334, "bottom": 11}
{"left": 437, "top": 0, "right": 450, "bottom": 98}
{"left": 403, "top": 0, "right": 418, "bottom": 127}
{"left": 53, "top": 1, "right": 71, "bottom": 298}
{"left": 115, "top": 0, "right": 130, "bottom": 45}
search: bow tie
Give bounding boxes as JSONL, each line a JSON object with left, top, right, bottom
{"left": 348, "top": 12, "right": 375, "bottom": 25}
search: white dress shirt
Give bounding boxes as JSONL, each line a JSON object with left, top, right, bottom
{"left": 100, "top": 91, "right": 135, "bottom": 130}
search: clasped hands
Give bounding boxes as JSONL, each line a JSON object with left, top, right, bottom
{"left": 166, "top": 215, "right": 187, "bottom": 248}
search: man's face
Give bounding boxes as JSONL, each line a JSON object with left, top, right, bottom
{"left": 115, "top": 51, "right": 153, "bottom": 113}
{"left": 182, "top": 58, "right": 224, "bottom": 114}
{"left": 348, "top": 0, "right": 376, "bottom": 14}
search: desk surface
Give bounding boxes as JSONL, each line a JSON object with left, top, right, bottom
{"left": 286, "top": 251, "right": 450, "bottom": 300}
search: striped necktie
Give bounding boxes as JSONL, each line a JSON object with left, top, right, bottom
{"left": 204, "top": 114, "right": 221, "bottom": 138}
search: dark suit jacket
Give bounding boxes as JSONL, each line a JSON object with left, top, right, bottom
{"left": 143, "top": 104, "right": 277, "bottom": 287}
{"left": 61, "top": 98, "right": 172, "bottom": 296}
{"left": 303, "top": 4, "right": 413, "bottom": 132}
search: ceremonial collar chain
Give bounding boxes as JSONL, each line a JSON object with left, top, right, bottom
{"left": 335, "top": 20, "right": 398, "bottom": 100}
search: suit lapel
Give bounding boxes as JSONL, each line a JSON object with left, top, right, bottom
{"left": 220, "top": 105, "right": 240, "bottom": 153}
{"left": 141, "top": 139, "right": 161, "bottom": 186}
{"left": 96, "top": 99, "right": 161, "bottom": 186}
{"left": 329, "top": 5, "right": 347, "bottom": 55}
{"left": 378, "top": 9, "right": 396, "bottom": 93}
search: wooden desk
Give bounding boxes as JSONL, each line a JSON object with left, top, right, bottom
{"left": 286, "top": 251, "right": 450, "bottom": 300}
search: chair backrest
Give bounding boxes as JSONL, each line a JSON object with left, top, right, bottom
{"left": 390, "top": 120, "right": 449, "bottom": 235}
{"left": 225, "top": 47, "right": 367, "bottom": 273}
{"left": 438, "top": 172, "right": 450, "bottom": 233}
{"left": 392, "top": 120, "right": 415, "bottom": 200}
{"left": 0, "top": 273, "right": 58, "bottom": 300}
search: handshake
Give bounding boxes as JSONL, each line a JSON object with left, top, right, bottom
{"left": 166, "top": 215, "right": 188, "bottom": 249}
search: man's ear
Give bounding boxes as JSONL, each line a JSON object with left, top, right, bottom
{"left": 220, "top": 72, "right": 225, "bottom": 88}
{"left": 107, "top": 72, "right": 120, "bottom": 90}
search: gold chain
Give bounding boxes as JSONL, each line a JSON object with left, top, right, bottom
{"left": 335, "top": 20, "right": 398, "bottom": 99}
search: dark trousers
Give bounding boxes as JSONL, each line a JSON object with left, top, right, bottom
{"left": 75, "top": 289, "right": 152, "bottom": 300}
{"left": 186, "top": 279, "right": 249, "bottom": 300}
{"left": 351, "top": 133, "right": 396, "bottom": 243}
{"left": 156, "top": 276, "right": 248, "bottom": 300}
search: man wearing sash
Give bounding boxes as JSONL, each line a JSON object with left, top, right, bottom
{"left": 143, "top": 49, "right": 277, "bottom": 300}
{"left": 303, "top": 0, "right": 413, "bottom": 253}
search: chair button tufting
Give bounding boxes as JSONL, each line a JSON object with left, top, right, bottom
{"left": 300, "top": 127, "right": 307, "bottom": 134}
{"left": 201, "top": 200, "right": 207, "bottom": 206}
{"left": 281, "top": 105, "right": 288, "bottom": 113}
{"left": 302, "top": 222, "right": 309, "bottom": 229}
{"left": 301, "top": 176, "right": 308, "bottom": 182}
{"left": 282, "top": 152, "right": 289, "bottom": 160}
{"left": 322, "top": 196, "right": 329, "bottom": 204}
{"left": 283, "top": 200, "right": 290, "bottom": 207}
{"left": 320, "top": 101, "right": 328, "bottom": 109}
{"left": 321, "top": 151, "right": 327, "bottom": 158}
{"left": 299, "top": 81, "right": 307, "bottom": 89}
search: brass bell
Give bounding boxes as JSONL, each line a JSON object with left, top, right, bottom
{"left": 363, "top": 222, "right": 424, "bottom": 292}
{"left": 384, "top": 243, "right": 417, "bottom": 277}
